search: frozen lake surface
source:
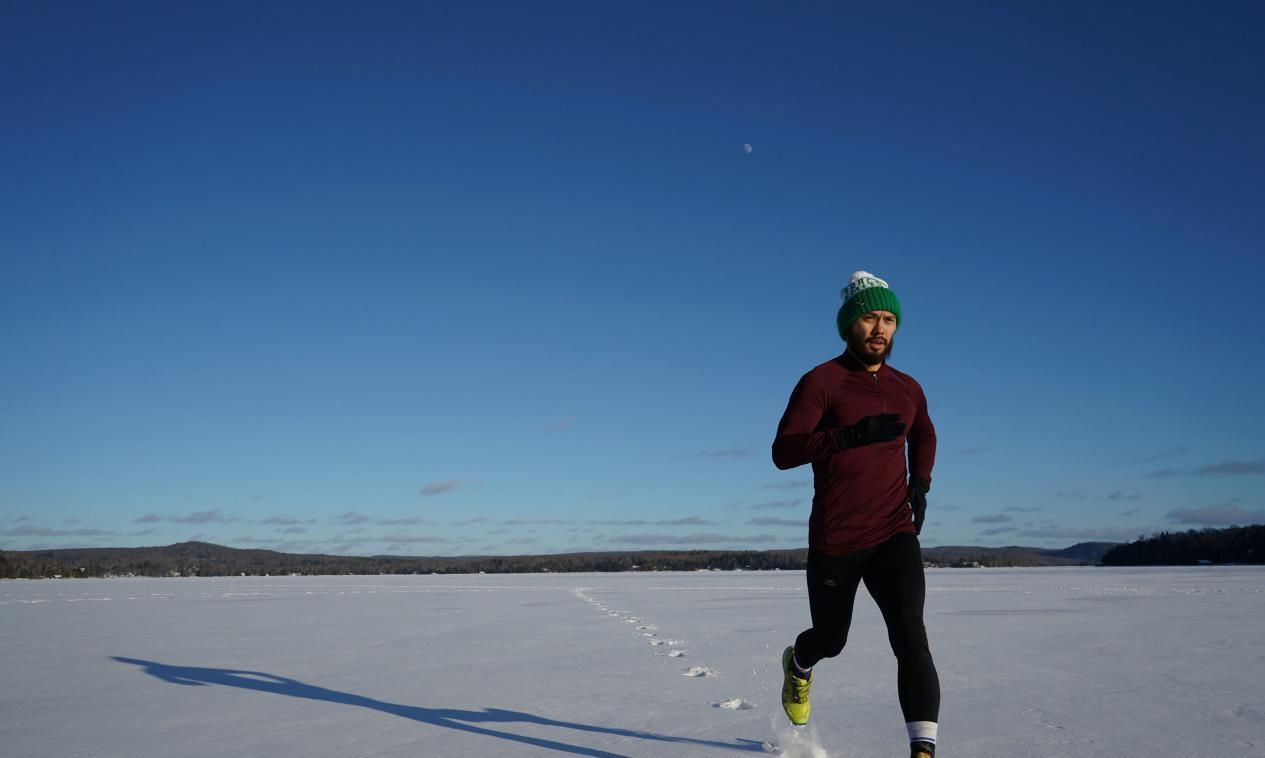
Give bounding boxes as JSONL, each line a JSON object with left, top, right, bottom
{"left": 3, "top": 567, "right": 1263, "bottom": 758}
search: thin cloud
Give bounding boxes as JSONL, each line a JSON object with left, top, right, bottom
{"left": 750, "top": 499, "right": 803, "bottom": 510}
{"left": 504, "top": 519, "right": 568, "bottom": 526}
{"left": 1192, "top": 460, "right": 1265, "bottom": 476}
{"left": 1015, "top": 525, "right": 1143, "bottom": 541}
{"left": 1147, "top": 460, "right": 1264, "bottom": 477}
{"left": 763, "top": 480, "right": 810, "bottom": 490}
{"left": 1, "top": 525, "right": 117, "bottom": 538}
{"left": 972, "top": 514, "right": 1012, "bottom": 524}
{"left": 171, "top": 510, "right": 232, "bottom": 525}
{"left": 325, "top": 541, "right": 366, "bottom": 555}
{"left": 747, "top": 517, "right": 805, "bottom": 527}
{"left": 1130, "top": 446, "right": 1189, "bottom": 464}
{"left": 261, "top": 516, "right": 310, "bottom": 526}
{"left": 134, "top": 511, "right": 236, "bottom": 525}
{"left": 607, "top": 532, "right": 775, "bottom": 546}
{"left": 1105, "top": 491, "right": 1142, "bottom": 501}
{"left": 1004, "top": 506, "right": 1042, "bottom": 513}
{"left": 421, "top": 480, "right": 463, "bottom": 496}
{"left": 378, "top": 517, "right": 427, "bottom": 525}
{"left": 378, "top": 534, "right": 449, "bottom": 544}
{"left": 980, "top": 527, "right": 1019, "bottom": 536}
{"left": 696, "top": 448, "right": 754, "bottom": 459}
{"left": 1055, "top": 491, "right": 1089, "bottom": 500}
{"left": 656, "top": 517, "right": 714, "bottom": 526}
{"left": 1167, "top": 505, "right": 1265, "bottom": 526}
{"left": 336, "top": 512, "right": 372, "bottom": 525}
{"left": 280, "top": 527, "right": 307, "bottom": 535}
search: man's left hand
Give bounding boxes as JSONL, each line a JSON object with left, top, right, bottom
{"left": 908, "top": 478, "right": 930, "bottom": 535}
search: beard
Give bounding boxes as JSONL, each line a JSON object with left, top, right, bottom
{"left": 845, "top": 331, "right": 894, "bottom": 366}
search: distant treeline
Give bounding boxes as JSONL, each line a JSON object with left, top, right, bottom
{"left": 0, "top": 539, "right": 1123, "bottom": 579}
{"left": 1100, "top": 525, "right": 1265, "bottom": 566}
{"left": 0, "top": 542, "right": 812, "bottom": 579}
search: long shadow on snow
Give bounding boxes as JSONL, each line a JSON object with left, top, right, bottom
{"left": 112, "top": 657, "right": 764, "bottom": 757}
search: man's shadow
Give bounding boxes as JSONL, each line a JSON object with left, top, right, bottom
{"left": 112, "top": 657, "right": 765, "bottom": 758}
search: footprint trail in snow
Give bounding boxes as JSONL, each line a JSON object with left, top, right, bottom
{"left": 573, "top": 588, "right": 762, "bottom": 708}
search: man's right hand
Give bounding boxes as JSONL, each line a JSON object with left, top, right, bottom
{"left": 835, "top": 414, "right": 905, "bottom": 450}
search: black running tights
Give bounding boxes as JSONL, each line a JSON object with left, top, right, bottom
{"left": 793, "top": 532, "right": 940, "bottom": 723}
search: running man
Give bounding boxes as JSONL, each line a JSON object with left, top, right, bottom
{"left": 772, "top": 271, "right": 940, "bottom": 758}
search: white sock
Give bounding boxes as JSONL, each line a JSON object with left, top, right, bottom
{"left": 791, "top": 655, "right": 812, "bottom": 676}
{"left": 907, "top": 721, "right": 937, "bottom": 746}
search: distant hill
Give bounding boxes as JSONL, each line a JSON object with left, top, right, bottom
{"left": 1, "top": 539, "right": 1122, "bottom": 579}
{"left": 920, "top": 542, "right": 1119, "bottom": 567}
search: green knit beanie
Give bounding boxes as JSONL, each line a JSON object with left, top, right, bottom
{"left": 836, "top": 270, "right": 901, "bottom": 339}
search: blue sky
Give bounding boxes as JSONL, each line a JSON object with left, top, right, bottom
{"left": 3, "top": 1, "right": 1264, "bottom": 557}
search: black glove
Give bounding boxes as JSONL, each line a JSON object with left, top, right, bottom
{"left": 835, "top": 413, "right": 905, "bottom": 450}
{"left": 908, "top": 478, "right": 930, "bottom": 535}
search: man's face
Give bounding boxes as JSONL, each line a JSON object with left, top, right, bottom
{"left": 845, "top": 310, "right": 897, "bottom": 365}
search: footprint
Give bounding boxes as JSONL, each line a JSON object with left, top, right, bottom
{"left": 683, "top": 666, "right": 717, "bottom": 677}
{"left": 712, "top": 698, "right": 754, "bottom": 710}
{"left": 1024, "top": 706, "right": 1067, "bottom": 730}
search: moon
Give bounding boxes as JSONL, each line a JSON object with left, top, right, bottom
{"left": 743, "top": 144, "right": 753, "bottom": 154}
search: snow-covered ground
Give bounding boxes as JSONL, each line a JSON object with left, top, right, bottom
{"left": 2, "top": 567, "right": 1262, "bottom": 758}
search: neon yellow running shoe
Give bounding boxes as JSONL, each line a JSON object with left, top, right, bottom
{"left": 910, "top": 741, "right": 936, "bottom": 758}
{"left": 780, "top": 646, "right": 811, "bottom": 726}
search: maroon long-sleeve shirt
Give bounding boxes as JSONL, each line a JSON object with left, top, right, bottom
{"left": 772, "top": 352, "right": 936, "bottom": 555}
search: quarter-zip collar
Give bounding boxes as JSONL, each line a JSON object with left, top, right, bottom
{"left": 838, "top": 351, "right": 885, "bottom": 376}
